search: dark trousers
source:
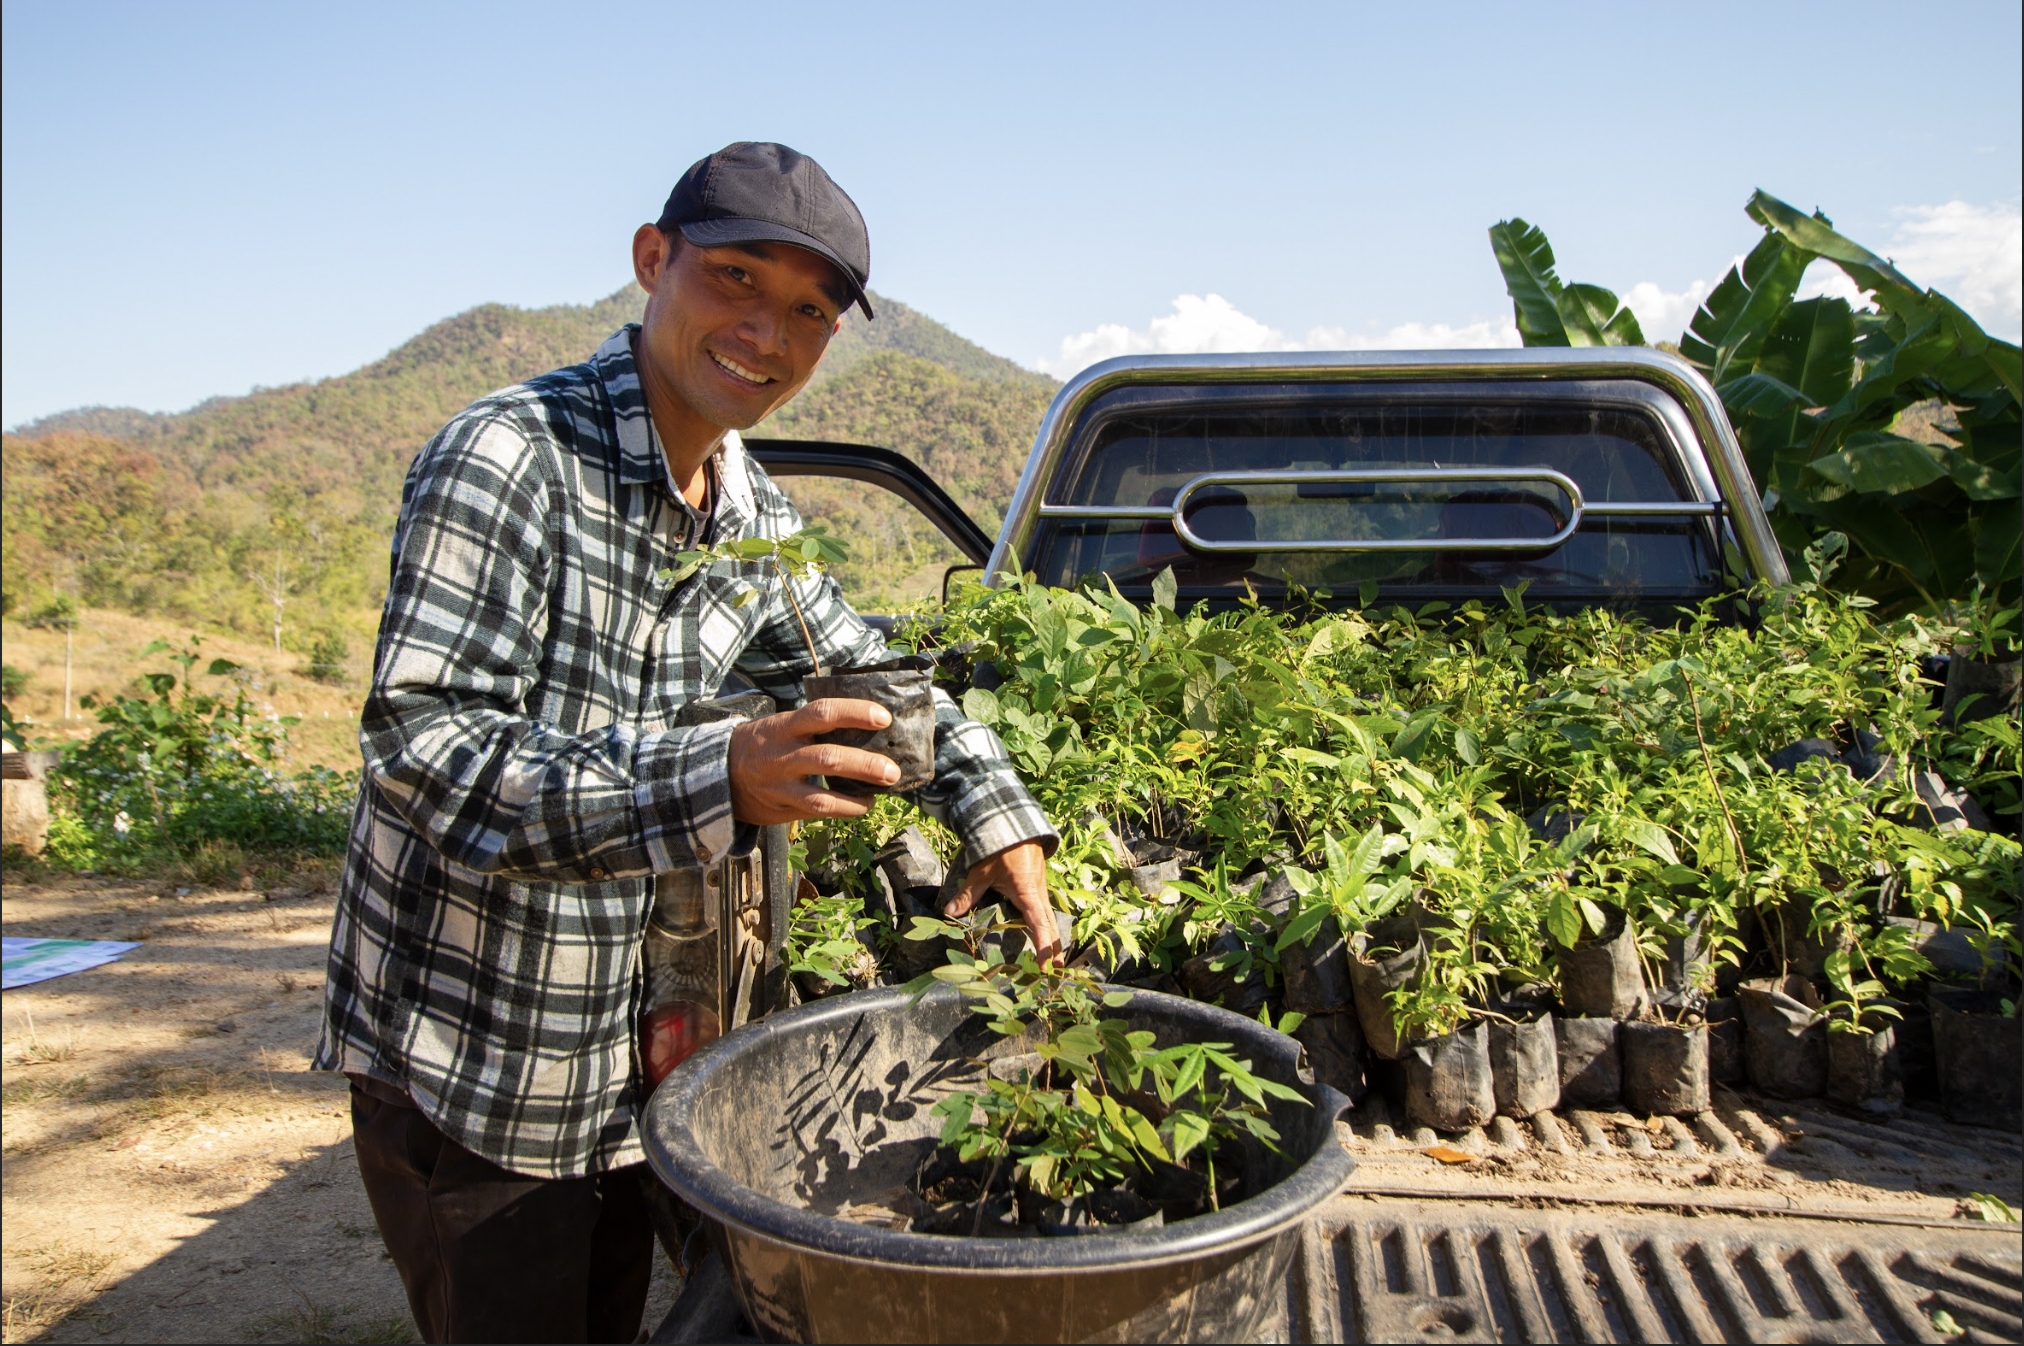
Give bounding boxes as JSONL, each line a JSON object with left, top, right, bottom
{"left": 349, "top": 1084, "right": 655, "bottom": 1344}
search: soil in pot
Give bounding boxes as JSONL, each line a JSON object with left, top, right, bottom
{"left": 1941, "top": 645, "right": 2021, "bottom": 726}
{"left": 1281, "top": 886, "right": 1353, "bottom": 1016}
{"left": 1704, "top": 997, "right": 1745, "bottom": 1085}
{"left": 897, "top": 1149, "right": 1221, "bottom": 1238}
{"left": 1557, "top": 909, "right": 1649, "bottom": 1020}
{"left": 1825, "top": 1010, "right": 1904, "bottom": 1114}
{"left": 1738, "top": 975, "right": 1828, "bottom": 1099}
{"left": 1178, "top": 929, "right": 1269, "bottom": 1018}
{"left": 1293, "top": 1011, "right": 1367, "bottom": 1104}
{"left": 1402, "top": 1021, "right": 1496, "bottom": 1131}
{"left": 1348, "top": 914, "right": 1425, "bottom": 1061}
{"left": 1931, "top": 994, "right": 2023, "bottom": 1131}
{"left": 1488, "top": 1012, "right": 1559, "bottom": 1119}
{"left": 804, "top": 656, "right": 938, "bottom": 796}
{"left": 1555, "top": 1016, "right": 1621, "bottom": 1108}
{"left": 1661, "top": 909, "right": 1714, "bottom": 1001}
{"left": 1620, "top": 1017, "right": 1710, "bottom": 1116}
{"left": 1761, "top": 903, "right": 1852, "bottom": 983}
{"left": 1892, "top": 1001, "right": 1939, "bottom": 1099}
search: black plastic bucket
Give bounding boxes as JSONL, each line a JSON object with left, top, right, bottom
{"left": 643, "top": 985, "right": 1353, "bottom": 1343}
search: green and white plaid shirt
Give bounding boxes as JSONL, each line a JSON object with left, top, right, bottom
{"left": 316, "top": 326, "right": 1055, "bottom": 1178}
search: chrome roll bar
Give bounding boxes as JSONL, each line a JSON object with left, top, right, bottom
{"left": 1035, "top": 466, "right": 1726, "bottom": 554}
{"left": 986, "top": 348, "right": 1787, "bottom": 587}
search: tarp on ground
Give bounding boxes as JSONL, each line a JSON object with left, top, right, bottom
{"left": 2, "top": 937, "right": 142, "bottom": 991}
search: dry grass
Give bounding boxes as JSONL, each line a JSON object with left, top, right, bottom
{"left": 1, "top": 1242, "right": 115, "bottom": 1342}
{"left": 250, "top": 1298, "right": 419, "bottom": 1345}
{"left": 8, "top": 1009, "right": 78, "bottom": 1066}
{"left": 2, "top": 607, "right": 370, "bottom": 771}
{"left": 0, "top": 1072, "right": 91, "bottom": 1107}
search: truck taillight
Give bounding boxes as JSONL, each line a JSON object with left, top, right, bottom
{"left": 641, "top": 1000, "right": 720, "bottom": 1090}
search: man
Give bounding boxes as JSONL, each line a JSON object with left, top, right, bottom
{"left": 316, "top": 142, "right": 1059, "bottom": 1344}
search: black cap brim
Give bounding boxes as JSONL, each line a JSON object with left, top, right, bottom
{"left": 678, "top": 218, "right": 875, "bottom": 321}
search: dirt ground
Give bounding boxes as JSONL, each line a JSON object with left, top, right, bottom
{"left": 0, "top": 865, "right": 680, "bottom": 1344}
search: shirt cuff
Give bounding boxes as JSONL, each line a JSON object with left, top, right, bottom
{"left": 938, "top": 720, "right": 1061, "bottom": 866}
{"left": 632, "top": 720, "right": 743, "bottom": 872}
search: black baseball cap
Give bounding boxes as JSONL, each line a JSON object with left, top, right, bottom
{"left": 657, "top": 142, "right": 875, "bottom": 320}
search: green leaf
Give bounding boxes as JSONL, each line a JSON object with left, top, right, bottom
{"left": 1546, "top": 892, "right": 1583, "bottom": 949}
{"left": 1454, "top": 727, "right": 1480, "bottom": 766}
{"left": 961, "top": 686, "right": 1000, "bottom": 724}
{"left": 1556, "top": 284, "right": 1644, "bottom": 348}
{"left": 1622, "top": 819, "right": 1680, "bottom": 866}
{"left": 1747, "top": 190, "right": 1927, "bottom": 318}
{"left": 1101, "top": 990, "right": 1135, "bottom": 1008}
{"left": 1754, "top": 296, "right": 1855, "bottom": 407}
{"left": 1803, "top": 432, "right": 1950, "bottom": 497}
{"left": 1967, "top": 1191, "right": 2018, "bottom": 1223}
{"left": 1681, "top": 229, "right": 1811, "bottom": 383}
{"left": 1718, "top": 371, "right": 1809, "bottom": 419}
{"left": 1150, "top": 566, "right": 1178, "bottom": 613}
{"left": 1488, "top": 218, "right": 1569, "bottom": 346}
{"left": 1172, "top": 1049, "right": 1208, "bottom": 1097}
{"left": 1274, "top": 903, "right": 1331, "bottom": 951}
{"left": 1168, "top": 1110, "right": 1211, "bottom": 1161}
{"left": 1056, "top": 1024, "right": 1103, "bottom": 1060}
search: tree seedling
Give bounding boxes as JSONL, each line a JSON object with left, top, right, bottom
{"left": 658, "top": 526, "right": 850, "bottom": 672}
{"left": 903, "top": 911, "right": 1304, "bottom": 1222}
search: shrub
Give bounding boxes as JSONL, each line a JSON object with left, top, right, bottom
{"left": 299, "top": 628, "right": 352, "bottom": 686}
{"left": 45, "top": 636, "right": 355, "bottom": 874}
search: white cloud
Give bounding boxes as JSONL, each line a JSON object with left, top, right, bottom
{"left": 1040, "top": 202, "right": 2021, "bottom": 380}
{"left": 1036, "top": 294, "right": 1516, "bottom": 379}
{"left": 1620, "top": 277, "right": 1716, "bottom": 344}
{"left": 1853, "top": 201, "right": 2020, "bottom": 337}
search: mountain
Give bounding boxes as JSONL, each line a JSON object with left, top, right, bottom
{"left": 2, "top": 285, "right": 1057, "bottom": 636}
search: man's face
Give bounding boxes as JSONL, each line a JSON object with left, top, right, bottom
{"left": 632, "top": 227, "right": 847, "bottom": 436}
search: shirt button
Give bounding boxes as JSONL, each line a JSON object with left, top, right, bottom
{"left": 590, "top": 867, "right": 608, "bottom": 881}
{"left": 695, "top": 845, "right": 713, "bottom": 864}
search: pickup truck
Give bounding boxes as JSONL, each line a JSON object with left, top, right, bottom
{"left": 649, "top": 349, "right": 2021, "bottom": 1345}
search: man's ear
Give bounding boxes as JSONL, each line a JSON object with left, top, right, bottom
{"left": 633, "top": 223, "right": 673, "bottom": 296}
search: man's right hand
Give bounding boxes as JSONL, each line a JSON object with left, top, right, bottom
{"left": 728, "top": 698, "right": 902, "bottom": 825}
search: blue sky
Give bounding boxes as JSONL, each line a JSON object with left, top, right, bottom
{"left": 4, "top": 0, "right": 2019, "bottom": 428}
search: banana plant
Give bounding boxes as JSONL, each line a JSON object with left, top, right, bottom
{"left": 1489, "top": 193, "right": 2022, "bottom": 616}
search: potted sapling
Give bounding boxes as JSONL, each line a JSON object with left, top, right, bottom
{"left": 1382, "top": 909, "right": 1498, "bottom": 1132}
{"left": 1279, "top": 825, "right": 1419, "bottom": 1061}
{"left": 903, "top": 912, "right": 1308, "bottom": 1232}
{"left": 662, "top": 526, "right": 937, "bottom": 794}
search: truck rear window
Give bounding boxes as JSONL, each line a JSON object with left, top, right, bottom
{"left": 1028, "top": 382, "right": 1722, "bottom": 605}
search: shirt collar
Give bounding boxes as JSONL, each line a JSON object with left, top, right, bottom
{"left": 594, "top": 324, "right": 759, "bottom": 529}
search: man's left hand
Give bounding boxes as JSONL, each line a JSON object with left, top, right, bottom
{"left": 942, "top": 842, "right": 1059, "bottom": 963}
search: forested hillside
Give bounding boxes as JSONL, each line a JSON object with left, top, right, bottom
{"left": 2, "top": 285, "right": 1056, "bottom": 651}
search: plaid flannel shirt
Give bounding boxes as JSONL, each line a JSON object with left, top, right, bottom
{"left": 315, "top": 326, "right": 1057, "bottom": 1179}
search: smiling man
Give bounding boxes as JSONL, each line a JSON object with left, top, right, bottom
{"left": 316, "top": 142, "right": 1058, "bottom": 1344}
